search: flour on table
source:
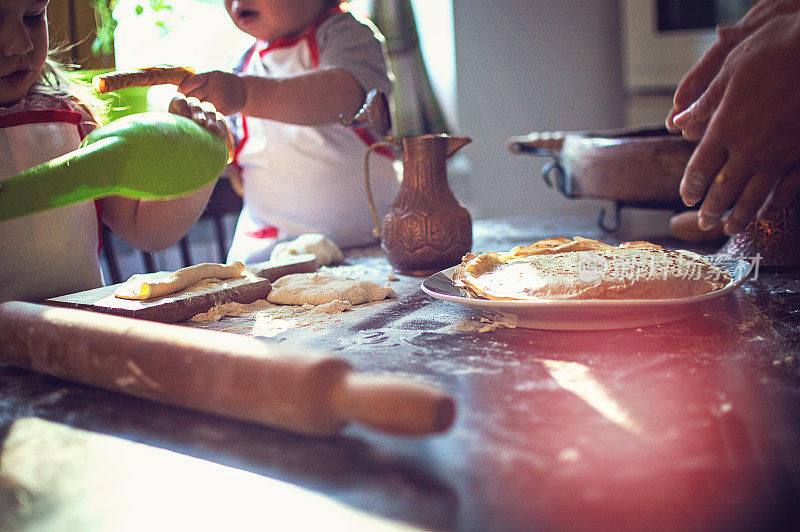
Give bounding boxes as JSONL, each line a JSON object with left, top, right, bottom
{"left": 267, "top": 273, "right": 395, "bottom": 306}
{"left": 304, "top": 300, "right": 353, "bottom": 313}
{"left": 270, "top": 233, "right": 343, "bottom": 266}
{"left": 477, "top": 317, "right": 517, "bottom": 333}
{"left": 190, "top": 299, "right": 274, "bottom": 322}
{"left": 441, "top": 316, "right": 517, "bottom": 333}
{"left": 190, "top": 299, "right": 356, "bottom": 337}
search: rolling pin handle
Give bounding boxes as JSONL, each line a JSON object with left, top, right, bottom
{"left": 332, "top": 374, "right": 456, "bottom": 436}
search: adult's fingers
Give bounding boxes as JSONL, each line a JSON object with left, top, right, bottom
{"left": 667, "top": 26, "right": 739, "bottom": 132}
{"left": 723, "top": 171, "right": 781, "bottom": 234}
{"left": 679, "top": 124, "right": 728, "bottom": 207}
{"left": 759, "top": 166, "right": 800, "bottom": 217}
{"left": 696, "top": 155, "right": 751, "bottom": 230}
{"left": 669, "top": 0, "right": 800, "bottom": 132}
{"left": 672, "top": 45, "right": 737, "bottom": 141}
{"left": 738, "top": 0, "right": 800, "bottom": 35}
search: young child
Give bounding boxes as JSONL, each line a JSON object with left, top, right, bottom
{"left": 179, "top": 0, "right": 399, "bottom": 264}
{"left": 0, "top": 0, "right": 229, "bottom": 302}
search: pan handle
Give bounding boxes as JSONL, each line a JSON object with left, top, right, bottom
{"left": 507, "top": 132, "right": 568, "bottom": 192}
{"left": 506, "top": 131, "right": 566, "bottom": 156}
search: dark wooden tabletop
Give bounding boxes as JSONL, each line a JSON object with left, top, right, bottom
{"left": 1, "top": 217, "right": 799, "bottom": 531}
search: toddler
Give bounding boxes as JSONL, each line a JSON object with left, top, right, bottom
{"left": 179, "top": 0, "right": 399, "bottom": 263}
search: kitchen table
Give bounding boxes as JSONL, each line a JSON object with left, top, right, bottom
{"left": 1, "top": 216, "right": 799, "bottom": 531}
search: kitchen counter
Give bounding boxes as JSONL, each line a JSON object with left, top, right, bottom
{"left": 1, "top": 217, "right": 799, "bottom": 531}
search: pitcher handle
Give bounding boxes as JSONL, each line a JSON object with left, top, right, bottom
{"left": 364, "top": 140, "right": 396, "bottom": 238}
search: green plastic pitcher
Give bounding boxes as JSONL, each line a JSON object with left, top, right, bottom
{"left": 0, "top": 112, "right": 228, "bottom": 222}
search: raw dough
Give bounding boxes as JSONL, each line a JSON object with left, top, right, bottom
{"left": 307, "top": 300, "right": 353, "bottom": 314}
{"left": 270, "top": 234, "right": 343, "bottom": 266}
{"left": 267, "top": 273, "right": 395, "bottom": 306}
{"left": 115, "top": 262, "right": 246, "bottom": 300}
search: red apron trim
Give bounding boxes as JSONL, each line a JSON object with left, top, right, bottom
{"left": 0, "top": 109, "right": 82, "bottom": 129}
{"left": 258, "top": 5, "right": 343, "bottom": 59}
{"left": 237, "top": 7, "right": 392, "bottom": 165}
{"left": 306, "top": 29, "right": 321, "bottom": 67}
{"left": 238, "top": 7, "right": 341, "bottom": 165}
{"left": 246, "top": 225, "right": 279, "bottom": 239}
{"left": 232, "top": 115, "right": 249, "bottom": 169}
{"left": 236, "top": 43, "right": 259, "bottom": 165}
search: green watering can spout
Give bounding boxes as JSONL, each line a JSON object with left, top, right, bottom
{"left": 0, "top": 112, "right": 228, "bottom": 222}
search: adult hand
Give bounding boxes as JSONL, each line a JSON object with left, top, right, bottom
{"left": 668, "top": 13, "right": 800, "bottom": 235}
{"left": 667, "top": 0, "right": 800, "bottom": 135}
{"left": 178, "top": 70, "right": 247, "bottom": 116}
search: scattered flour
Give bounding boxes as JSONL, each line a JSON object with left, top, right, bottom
{"left": 441, "top": 316, "right": 517, "bottom": 334}
{"left": 190, "top": 299, "right": 274, "bottom": 322}
{"left": 305, "top": 299, "right": 352, "bottom": 314}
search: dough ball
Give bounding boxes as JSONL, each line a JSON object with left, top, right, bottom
{"left": 270, "top": 234, "right": 343, "bottom": 266}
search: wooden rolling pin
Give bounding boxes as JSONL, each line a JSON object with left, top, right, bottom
{"left": 0, "top": 302, "right": 455, "bottom": 437}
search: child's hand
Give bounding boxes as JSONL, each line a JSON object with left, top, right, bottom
{"left": 224, "top": 164, "right": 244, "bottom": 197}
{"left": 169, "top": 94, "right": 235, "bottom": 162}
{"left": 168, "top": 94, "right": 229, "bottom": 140}
{"left": 178, "top": 71, "right": 247, "bottom": 116}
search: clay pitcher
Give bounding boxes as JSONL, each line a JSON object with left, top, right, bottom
{"left": 366, "top": 134, "right": 473, "bottom": 275}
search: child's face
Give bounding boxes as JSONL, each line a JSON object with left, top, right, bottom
{"left": 225, "top": 0, "right": 329, "bottom": 43}
{"left": 0, "top": 0, "right": 49, "bottom": 106}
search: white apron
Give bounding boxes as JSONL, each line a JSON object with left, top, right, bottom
{"left": 0, "top": 109, "right": 103, "bottom": 302}
{"left": 228, "top": 9, "right": 399, "bottom": 264}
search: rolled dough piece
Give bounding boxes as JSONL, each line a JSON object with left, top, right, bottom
{"left": 267, "top": 273, "right": 395, "bottom": 306}
{"left": 115, "top": 262, "right": 246, "bottom": 300}
{"left": 270, "top": 234, "right": 343, "bottom": 266}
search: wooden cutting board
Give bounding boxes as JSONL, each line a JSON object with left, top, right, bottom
{"left": 45, "top": 255, "right": 318, "bottom": 324}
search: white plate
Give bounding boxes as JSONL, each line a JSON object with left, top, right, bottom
{"left": 420, "top": 257, "right": 752, "bottom": 330}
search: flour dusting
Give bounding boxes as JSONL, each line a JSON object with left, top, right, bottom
{"left": 190, "top": 299, "right": 274, "bottom": 322}
{"left": 441, "top": 316, "right": 517, "bottom": 333}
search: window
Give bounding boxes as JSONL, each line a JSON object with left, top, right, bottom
{"left": 113, "top": 0, "right": 456, "bottom": 125}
